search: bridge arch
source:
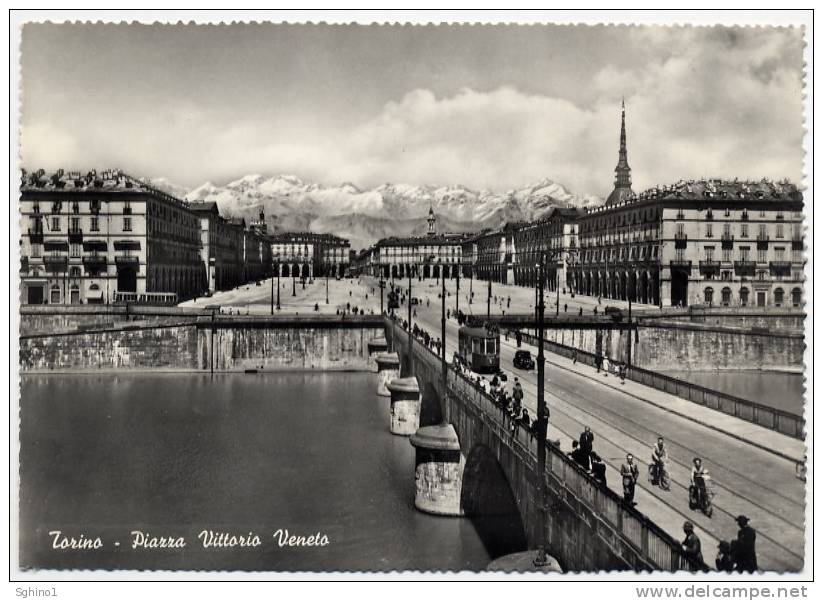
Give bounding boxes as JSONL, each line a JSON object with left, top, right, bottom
{"left": 460, "top": 444, "right": 528, "bottom": 559}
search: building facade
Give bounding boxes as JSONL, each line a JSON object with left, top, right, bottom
{"left": 20, "top": 169, "right": 206, "bottom": 305}
{"left": 270, "top": 232, "right": 351, "bottom": 279}
{"left": 572, "top": 179, "right": 804, "bottom": 308}
{"left": 188, "top": 201, "right": 244, "bottom": 294}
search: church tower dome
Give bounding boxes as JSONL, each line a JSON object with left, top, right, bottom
{"left": 426, "top": 205, "right": 437, "bottom": 237}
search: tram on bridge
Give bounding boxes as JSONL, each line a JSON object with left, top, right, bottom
{"left": 457, "top": 323, "right": 500, "bottom": 374}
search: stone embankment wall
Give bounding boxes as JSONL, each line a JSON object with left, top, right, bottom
{"left": 19, "top": 305, "right": 211, "bottom": 336}
{"left": 543, "top": 321, "right": 804, "bottom": 371}
{"left": 20, "top": 316, "right": 385, "bottom": 373}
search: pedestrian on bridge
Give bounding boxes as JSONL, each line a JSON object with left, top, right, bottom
{"left": 621, "top": 454, "right": 639, "bottom": 505}
{"left": 681, "top": 521, "right": 704, "bottom": 569}
{"left": 734, "top": 515, "right": 758, "bottom": 572}
{"left": 591, "top": 453, "right": 607, "bottom": 487}
{"left": 579, "top": 426, "right": 594, "bottom": 470}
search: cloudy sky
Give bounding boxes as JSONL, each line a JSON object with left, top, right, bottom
{"left": 20, "top": 23, "right": 805, "bottom": 198}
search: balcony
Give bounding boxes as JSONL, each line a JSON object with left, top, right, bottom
{"left": 27, "top": 227, "right": 44, "bottom": 243}
{"left": 670, "top": 259, "right": 692, "bottom": 271}
{"left": 734, "top": 261, "right": 756, "bottom": 277}
{"left": 114, "top": 255, "right": 139, "bottom": 266}
{"left": 68, "top": 228, "right": 83, "bottom": 243}
{"left": 43, "top": 255, "right": 68, "bottom": 272}
{"left": 769, "top": 261, "right": 791, "bottom": 277}
{"left": 82, "top": 255, "right": 108, "bottom": 272}
{"left": 674, "top": 232, "right": 688, "bottom": 249}
{"left": 699, "top": 260, "right": 721, "bottom": 277}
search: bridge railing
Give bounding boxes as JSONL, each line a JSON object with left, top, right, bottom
{"left": 444, "top": 360, "right": 705, "bottom": 572}
{"left": 388, "top": 317, "right": 703, "bottom": 571}
{"left": 512, "top": 331, "right": 805, "bottom": 440}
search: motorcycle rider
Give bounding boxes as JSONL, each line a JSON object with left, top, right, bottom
{"left": 650, "top": 437, "right": 670, "bottom": 491}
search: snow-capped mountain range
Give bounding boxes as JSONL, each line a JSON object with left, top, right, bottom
{"left": 152, "top": 174, "right": 602, "bottom": 252}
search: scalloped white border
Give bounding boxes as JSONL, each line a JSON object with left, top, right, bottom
{"left": 5, "top": 7, "right": 814, "bottom": 591}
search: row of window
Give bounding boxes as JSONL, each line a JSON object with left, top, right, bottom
{"left": 703, "top": 286, "right": 802, "bottom": 307}
{"left": 675, "top": 247, "right": 803, "bottom": 262}
{"left": 675, "top": 222, "right": 801, "bottom": 238}
{"left": 30, "top": 215, "right": 130, "bottom": 232}
{"left": 678, "top": 208, "right": 802, "bottom": 221}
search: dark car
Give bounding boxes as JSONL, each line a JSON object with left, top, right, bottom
{"left": 604, "top": 306, "right": 624, "bottom": 322}
{"left": 513, "top": 350, "right": 535, "bottom": 370}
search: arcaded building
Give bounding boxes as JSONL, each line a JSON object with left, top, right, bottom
{"left": 573, "top": 179, "right": 804, "bottom": 308}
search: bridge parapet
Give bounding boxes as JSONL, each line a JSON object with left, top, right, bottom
{"left": 386, "top": 316, "right": 704, "bottom": 572}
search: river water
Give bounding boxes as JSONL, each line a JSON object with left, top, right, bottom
{"left": 659, "top": 370, "right": 806, "bottom": 416}
{"left": 19, "top": 372, "right": 491, "bottom": 571}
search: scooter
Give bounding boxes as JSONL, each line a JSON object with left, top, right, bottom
{"left": 689, "top": 474, "right": 714, "bottom": 517}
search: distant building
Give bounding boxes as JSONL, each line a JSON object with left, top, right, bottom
{"left": 270, "top": 232, "right": 351, "bottom": 279}
{"left": 512, "top": 207, "right": 585, "bottom": 290}
{"left": 20, "top": 169, "right": 206, "bottom": 305}
{"left": 188, "top": 201, "right": 244, "bottom": 294}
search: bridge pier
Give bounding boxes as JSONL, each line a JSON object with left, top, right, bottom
{"left": 409, "top": 423, "right": 465, "bottom": 516}
{"left": 375, "top": 352, "right": 400, "bottom": 397}
{"left": 386, "top": 376, "right": 421, "bottom": 436}
{"left": 367, "top": 337, "right": 388, "bottom": 357}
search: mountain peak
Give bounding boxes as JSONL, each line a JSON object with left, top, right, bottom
{"left": 167, "top": 173, "right": 601, "bottom": 248}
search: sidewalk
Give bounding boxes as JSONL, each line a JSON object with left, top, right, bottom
{"left": 504, "top": 336, "right": 806, "bottom": 464}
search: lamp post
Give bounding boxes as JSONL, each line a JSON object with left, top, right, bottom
{"left": 379, "top": 276, "right": 385, "bottom": 314}
{"left": 455, "top": 262, "right": 460, "bottom": 318}
{"left": 469, "top": 264, "right": 473, "bottom": 304}
{"left": 441, "top": 264, "right": 446, "bottom": 361}
{"left": 270, "top": 264, "right": 275, "bottom": 315}
{"left": 534, "top": 251, "right": 550, "bottom": 567}
{"left": 487, "top": 277, "right": 492, "bottom": 320}
{"left": 325, "top": 260, "right": 329, "bottom": 305}
{"left": 276, "top": 262, "right": 281, "bottom": 311}
{"left": 408, "top": 265, "right": 414, "bottom": 373}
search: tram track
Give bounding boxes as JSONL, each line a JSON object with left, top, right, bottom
{"left": 502, "top": 370, "right": 804, "bottom": 568}
{"left": 499, "top": 339, "right": 804, "bottom": 513}
{"left": 407, "top": 308, "right": 804, "bottom": 569}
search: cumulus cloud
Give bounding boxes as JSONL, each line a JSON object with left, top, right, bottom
{"left": 20, "top": 26, "right": 804, "bottom": 197}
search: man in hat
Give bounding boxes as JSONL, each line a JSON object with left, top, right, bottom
{"left": 734, "top": 515, "right": 758, "bottom": 572}
{"left": 681, "top": 521, "right": 703, "bottom": 569}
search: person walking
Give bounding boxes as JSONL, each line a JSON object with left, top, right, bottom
{"left": 621, "top": 453, "right": 640, "bottom": 505}
{"left": 591, "top": 453, "right": 607, "bottom": 487}
{"left": 681, "top": 521, "right": 704, "bottom": 569}
{"left": 512, "top": 378, "right": 524, "bottom": 412}
{"left": 579, "top": 426, "right": 594, "bottom": 470}
{"left": 734, "top": 515, "right": 758, "bottom": 572}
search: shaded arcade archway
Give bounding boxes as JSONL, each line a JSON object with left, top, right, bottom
{"left": 460, "top": 444, "right": 528, "bottom": 559}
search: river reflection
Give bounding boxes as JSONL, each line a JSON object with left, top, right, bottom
{"left": 19, "top": 372, "right": 492, "bottom": 571}
{"left": 659, "top": 370, "right": 805, "bottom": 416}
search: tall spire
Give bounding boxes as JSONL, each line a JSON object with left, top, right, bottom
{"left": 426, "top": 204, "right": 437, "bottom": 237}
{"left": 606, "top": 98, "right": 634, "bottom": 206}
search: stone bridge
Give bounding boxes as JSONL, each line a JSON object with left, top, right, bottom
{"left": 381, "top": 317, "right": 701, "bottom": 572}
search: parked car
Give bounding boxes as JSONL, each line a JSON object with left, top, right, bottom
{"left": 513, "top": 350, "right": 535, "bottom": 370}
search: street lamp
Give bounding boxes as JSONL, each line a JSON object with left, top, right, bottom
{"left": 533, "top": 251, "right": 550, "bottom": 567}
{"left": 325, "top": 258, "right": 329, "bottom": 305}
